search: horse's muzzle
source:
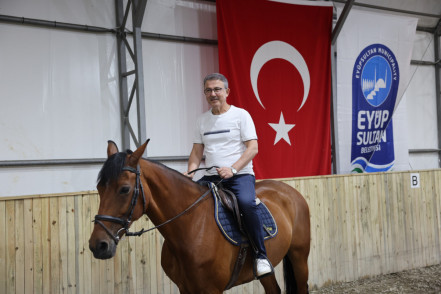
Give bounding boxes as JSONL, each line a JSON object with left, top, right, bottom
{"left": 89, "top": 238, "right": 117, "bottom": 259}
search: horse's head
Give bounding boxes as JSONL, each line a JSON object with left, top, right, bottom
{"left": 89, "top": 140, "right": 149, "bottom": 259}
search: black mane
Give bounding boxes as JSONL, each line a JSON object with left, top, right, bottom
{"left": 97, "top": 150, "right": 200, "bottom": 187}
{"left": 97, "top": 151, "right": 129, "bottom": 185}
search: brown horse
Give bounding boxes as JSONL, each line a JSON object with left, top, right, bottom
{"left": 89, "top": 140, "right": 310, "bottom": 293}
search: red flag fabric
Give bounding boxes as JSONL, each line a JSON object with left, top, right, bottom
{"left": 216, "top": 0, "right": 333, "bottom": 179}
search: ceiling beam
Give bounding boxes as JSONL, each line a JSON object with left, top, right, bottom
{"left": 331, "top": 0, "right": 354, "bottom": 45}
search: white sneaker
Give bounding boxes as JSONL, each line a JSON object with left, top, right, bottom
{"left": 256, "top": 258, "right": 273, "bottom": 278}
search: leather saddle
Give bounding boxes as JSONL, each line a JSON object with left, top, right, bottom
{"left": 212, "top": 184, "right": 247, "bottom": 234}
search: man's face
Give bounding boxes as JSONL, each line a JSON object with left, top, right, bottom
{"left": 204, "top": 79, "right": 230, "bottom": 113}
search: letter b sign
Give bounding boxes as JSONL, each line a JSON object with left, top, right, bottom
{"left": 410, "top": 173, "right": 420, "bottom": 188}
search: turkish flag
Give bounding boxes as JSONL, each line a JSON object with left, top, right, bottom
{"left": 216, "top": 0, "right": 333, "bottom": 179}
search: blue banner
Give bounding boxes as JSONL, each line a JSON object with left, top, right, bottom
{"left": 351, "top": 44, "right": 400, "bottom": 173}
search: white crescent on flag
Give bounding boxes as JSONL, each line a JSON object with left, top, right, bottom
{"left": 250, "top": 40, "right": 311, "bottom": 111}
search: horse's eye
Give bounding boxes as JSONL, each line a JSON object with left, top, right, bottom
{"left": 119, "top": 186, "right": 130, "bottom": 195}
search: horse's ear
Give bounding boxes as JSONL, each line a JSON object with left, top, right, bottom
{"left": 128, "top": 139, "right": 150, "bottom": 167}
{"left": 107, "top": 140, "right": 119, "bottom": 157}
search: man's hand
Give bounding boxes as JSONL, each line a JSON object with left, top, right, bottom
{"left": 216, "top": 167, "right": 234, "bottom": 179}
{"left": 183, "top": 171, "right": 195, "bottom": 179}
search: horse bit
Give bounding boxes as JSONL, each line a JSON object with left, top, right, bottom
{"left": 93, "top": 165, "right": 221, "bottom": 244}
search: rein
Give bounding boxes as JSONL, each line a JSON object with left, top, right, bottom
{"left": 93, "top": 165, "right": 221, "bottom": 243}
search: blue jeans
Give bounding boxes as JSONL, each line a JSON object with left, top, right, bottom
{"left": 199, "top": 174, "right": 267, "bottom": 259}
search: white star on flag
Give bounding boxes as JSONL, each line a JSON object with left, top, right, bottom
{"left": 268, "top": 112, "right": 295, "bottom": 145}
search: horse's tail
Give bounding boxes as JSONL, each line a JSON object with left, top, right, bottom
{"left": 283, "top": 255, "right": 298, "bottom": 294}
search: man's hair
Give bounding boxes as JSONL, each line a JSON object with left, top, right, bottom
{"left": 203, "top": 73, "right": 229, "bottom": 89}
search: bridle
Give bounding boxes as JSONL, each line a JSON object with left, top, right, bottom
{"left": 94, "top": 165, "right": 146, "bottom": 244}
{"left": 93, "top": 165, "right": 221, "bottom": 244}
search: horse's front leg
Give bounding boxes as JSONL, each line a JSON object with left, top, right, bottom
{"left": 260, "top": 274, "right": 281, "bottom": 294}
{"left": 161, "top": 240, "right": 184, "bottom": 290}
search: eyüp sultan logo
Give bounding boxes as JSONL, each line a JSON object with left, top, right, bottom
{"left": 351, "top": 44, "right": 400, "bottom": 173}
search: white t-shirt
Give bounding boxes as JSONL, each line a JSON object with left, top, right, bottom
{"left": 193, "top": 105, "right": 257, "bottom": 176}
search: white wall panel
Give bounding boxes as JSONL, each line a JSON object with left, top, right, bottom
{"left": 0, "top": 24, "right": 120, "bottom": 196}
{"left": 406, "top": 65, "right": 438, "bottom": 149}
{"left": 0, "top": 24, "right": 120, "bottom": 160}
{"left": 142, "top": 0, "right": 217, "bottom": 39}
{"left": 2, "top": 0, "right": 115, "bottom": 28}
{"left": 0, "top": 165, "right": 101, "bottom": 197}
{"left": 143, "top": 40, "right": 217, "bottom": 157}
{"left": 408, "top": 153, "right": 439, "bottom": 170}
{"left": 412, "top": 31, "right": 435, "bottom": 61}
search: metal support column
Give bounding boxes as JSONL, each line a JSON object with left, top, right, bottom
{"left": 434, "top": 19, "right": 441, "bottom": 167}
{"left": 115, "top": 0, "right": 148, "bottom": 151}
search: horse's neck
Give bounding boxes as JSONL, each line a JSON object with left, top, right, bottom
{"left": 141, "top": 160, "right": 207, "bottom": 232}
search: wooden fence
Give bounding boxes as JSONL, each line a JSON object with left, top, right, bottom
{"left": 1, "top": 170, "right": 440, "bottom": 293}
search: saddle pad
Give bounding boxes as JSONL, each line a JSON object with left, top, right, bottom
{"left": 212, "top": 186, "right": 278, "bottom": 246}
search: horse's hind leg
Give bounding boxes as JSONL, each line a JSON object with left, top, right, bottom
{"left": 260, "top": 274, "right": 281, "bottom": 294}
{"left": 284, "top": 250, "right": 309, "bottom": 294}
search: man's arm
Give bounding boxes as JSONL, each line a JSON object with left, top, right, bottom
{"left": 184, "top": 143, "right": 204, "bottom": 179}
{"left": 217, "top": 139, "right": 258, "bottom": 179}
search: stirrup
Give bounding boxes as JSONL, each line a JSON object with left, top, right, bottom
{"left": 254, "top": 258, "right": 274, "bottom": 279}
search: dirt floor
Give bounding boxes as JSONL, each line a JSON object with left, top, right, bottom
{"left": 310, "top": 263, "right": 441, "bottom": 293}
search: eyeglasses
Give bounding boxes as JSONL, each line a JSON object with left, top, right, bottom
{"left": 204, "top": 87, "right": 224, "bottom": 95}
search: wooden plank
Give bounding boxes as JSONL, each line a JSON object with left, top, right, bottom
{"left": 59, "top": 196, "right": 69, "bottom": 293}
{"left": 339, "top": 176, "right": 351, "bottom": 282}
{"left": 301, "top": 178, "right": 318, "bottom": 287}
{"left": 329, "top": 176, "right": 342, "bottom": 282}
{"left": 400, "top": 172, "right": 412, "bottom": 269}
{"left": 24, "top": 199, "right": 34, "bottom": 294}
{"left": 81, "top": 194, "right": 92, "bottom": 294}
{"left": 434, "top": 171, "right": 441, "bottom": 262}
{"left": 388, "top": 173, "right": 399, "bottom": 271}
{"left": 382, "top": 173, "right": 393, "bottom": 272}
{"left": 411, "top": 171, "right": 424, "bottom": 268}
{"left": 375, "top": 173, "right": 387, "bottom": 273}
{"left": 402, "top": 172, "right": 416, "bottom": 269}
{"left": 74, "top": 195, "right": 84, "bottom": 294}
{"left": 0, "top": 201, "right": 6, "bottom": 293}
{"left": 66, "top": 196, "right": 77, "bottom": 293}
{"left": 156, "top": 231, "right": 164, "bottom": 294}
{"left": 134, "top": 220, "right": 144, "bottom": 294}
{"left": 425, "top": 171, "right": 438, "bottom": 264}
{"left": 320, "top": 177, "right": 331, "bottom": 282}
{"left": 113, "top": 230, "right": 123, "bottom": 294}
{"left": 351, "top": 175, "right": 362, "bottom": 277}
{"left": 420, "top": 171, "right": 432, "bottom": 266}
{"left": 326, "top": 176, "right": 340, "bottom": 282}
{"left": 103, "top": 259, "right": 114, "bottom": 294}
{"left": 365, "top": 175, "right": 377, "bottom": 276}
{"left": 148, "top": 227, "right": 157, "bottom": 294}
{"left": 336, "top": 175, "right": 346, "bottom": 282}
{"left": 128, "top": 227, "right": 137, "bottom": 294}
{"left": 6, "top": 201, "right": 16, "bottom": 294}
{"left": 141, "top": 216, "right": 151, "bottom": 294}
{"left": 50, "top": 197, "right": 61, "bottom": 294}
{"left": 348, "top": 175, "right": 359, "bottom": 281}
{"left": 312, "top": 178, "right": 325, "bottom": 284}
{"left": 41, "top": 197, "right": 51, "bottom": 294}
{"left": 119, "top": 235, "right": 131, "bottom": 293}
{"left": 33, "top": 198, "right": 43, "bottom": 294}
{"left": 90, "top": 194, "right": 101, "bottom": 294}
{"left": 367, "top": 174, "right": 381, "bottom": 275}
{"left": 395, "top": 172, "right": 407, "bottom": 271}
{"left": 15, "top": 200, "right": 25, "bottom": 294}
